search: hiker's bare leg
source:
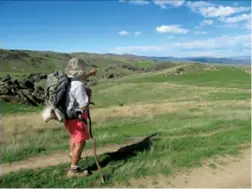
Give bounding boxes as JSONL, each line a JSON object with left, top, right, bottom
{"left": 71, "top": 141, "right": 86, "bottom": 166}
{"left": 70, "top": 138, "right": 75, "bottom": 156}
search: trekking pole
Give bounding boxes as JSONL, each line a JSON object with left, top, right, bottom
{"left": 75, "top": 105, "right": 104, "bottom": 183}
{"left": 86, "top": 108, "right": 105, "bottom": 184}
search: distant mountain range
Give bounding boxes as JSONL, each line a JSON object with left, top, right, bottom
{"left": 109, "top": 54, "right": 251, "bottom": 65}
{"left": 1, "top": 48, "right": 250, "bottom": 66}
{"left": 137, "top": 55, "right": 251, "bottom": 65}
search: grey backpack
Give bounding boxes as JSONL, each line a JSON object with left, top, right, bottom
{"left": 44, "top": 71, "right": 71, "bottom": 121}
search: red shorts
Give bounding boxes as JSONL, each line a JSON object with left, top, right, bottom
{"left": 64, "top": 112, "right": 90, "bottom": 144}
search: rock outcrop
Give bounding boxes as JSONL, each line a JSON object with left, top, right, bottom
{"left": 0, "top": 73, "right": 98, "bottom": 106}
{"left": 0, "top": 75, "right": 45, "bottom": 106}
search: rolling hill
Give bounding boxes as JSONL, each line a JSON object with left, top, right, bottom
{"left": 0, "top": 48, "right": 177, "bottom": 80}
{"left": 1, "top": 60, "right": 251, "bottom": 187}
{"left": 1, "top": 48, "right": 250, "bottom": 77}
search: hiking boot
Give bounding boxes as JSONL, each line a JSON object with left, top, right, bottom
{"left": 67, "top": 167, "right": 90, "bottom": 178}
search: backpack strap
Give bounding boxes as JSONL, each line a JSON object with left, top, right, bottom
{"left": 74, "top": 108, "right": 93, "bottom": 138}
{"left": 87, "top": 108, "right": 93, "bottom": 138}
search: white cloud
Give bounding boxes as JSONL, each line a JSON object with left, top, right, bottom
{"left": 202, "top": 19, "right": 214, "bottom": 25}
{"left": 186, "top": 1, "right": 250, "bottom": 18}
{"left": 111, "top": 34, "right": 251, "bottom": 57}
{"left": 118, "top": 30, "right": 130, "bottom": 35}
{"left": 156, "top": 25, "right": 189, "bottom": 34}
{"left": 119, "top": 0, "right": 149, "bottom": 5}
{"left": 134, "top": 31, "right": 142, "bottom": 36}
{"left": 167, "top": 35, "right": 175, "bottom": 39}
{"left": 195, "top": 19, "right": 214, "bottom": 29}
{"left": 199, "top": 6, "right": 250, "bottom": 18}
{"left": 243, "top": 41, "right": 251, "bottom": 47}
{"left": 220, "top": 13, "right": 251, "bottom": 23}
{"left": 199, "top": 19, "right": 214, "bottom": 27}
{"left": 153, "top": 0, "right": 185, "bottom": 9}
{"left": 217, "top": 23, "right": 240, "bottom": 28}
{"left": 173, "top": 34, "right": 250, "bottom": 49}
{"left": 118, "top": 30, "right": 143, "bottom": 36}
{"left": 115, "top": 45, "right": 163, "bottom": 54}
{"left": 186, "top": 1, "right": 214, "bottom": 11}
{"left": 215, "top": 14, "right": 251, "bottom": 30}
{"left": 244, "top": 21, "right": 251, "bottom": 30}
{"left": 194, "top": 31, "right": 208, "bottom": 35}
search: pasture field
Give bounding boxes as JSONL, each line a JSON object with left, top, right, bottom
{"left": 0, "top": 63, "right": 251, "bottom": 187}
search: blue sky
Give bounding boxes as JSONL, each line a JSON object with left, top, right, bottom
{"left": 0, "top": 0, "right": 251, "bottom": 57}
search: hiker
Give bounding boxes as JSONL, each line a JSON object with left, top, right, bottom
{"left": 64, "top": 57, "right": 96, "bottom": 177}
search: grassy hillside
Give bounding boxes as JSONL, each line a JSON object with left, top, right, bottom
{"left": 1, "top": 62, "right": 250, "bottom": 187}
{"left": 0, "top": 48, "right": 179, "bottom": 108}
{"left": 0, "top": 49, "right": 176, "bottom": 80}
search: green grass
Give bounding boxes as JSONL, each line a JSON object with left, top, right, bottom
{"left": 124, "top": 66, "right": 251, "bottom": 89}
{"left": 0, "top": 101, "right": 42, "bottom": 115}
{"left": 91, "top": 82, "right": 250, "bottom": 108}
{"left": 1, "top": 62, "right": 251, "bottom": 187}
{"left": 204, "top": 91, "right": 251, "bottom": 101}
{"left": 1, "top": 104, "right": 250, "bottom": 163}
{"left": 1, "top": 122, "right": 250, "bottom": 187}
{"left": 92, "top": 82, "right": 186, "bottom": 107}
{"left": 0, "top": 72, "right": 30, "bottom": 80}
{"left": 134, "top": 60, "right": 155, "bottom": 68}
{"left": 1, "top": 64, "right": 251, "bottom": 163}
{"left": 1, "top": 124, "right": 129, "bottom": 163}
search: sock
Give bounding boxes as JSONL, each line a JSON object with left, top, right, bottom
{"left": 70, "top": 165, "right": 79, "bottom": 170}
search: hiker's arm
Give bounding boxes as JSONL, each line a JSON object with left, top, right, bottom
{"left": 82, "top": 72, "right": 93, "bottom": 80}
{"left": 82, "top": 68, "right": 97, "bottom": 80}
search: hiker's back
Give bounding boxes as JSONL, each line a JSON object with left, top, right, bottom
{"left": 42, "top": 57, "right": 96, "bottom": 122}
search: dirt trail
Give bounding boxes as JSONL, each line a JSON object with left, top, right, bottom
{"left": 1, "top": 138, "right": 251, "bottom": 188}
{"left": 122, "top": 148, "right": 251, "bottom": 188}
{"left": 0, "top": 137, "right": 143, "bottom": 175}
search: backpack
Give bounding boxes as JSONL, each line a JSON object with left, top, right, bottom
{"left": 43, "top": 70, "right": 71, "bottom": 122}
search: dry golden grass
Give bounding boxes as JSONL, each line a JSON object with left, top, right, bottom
{"left": 98, "top": 81, "right": 249, "bottom": 95}
{"left": 93, "top": 99, "right": 249, "bottom": 121}
{"left": 155, "top": 82, "right": 250, "bottom": 92}
{"left": 3, "top": 99, "right": 250, "bottom": 139}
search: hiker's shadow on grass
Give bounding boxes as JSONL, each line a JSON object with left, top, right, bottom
{"left": 85, "top": 133, "right": 158, "bottom": 177}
